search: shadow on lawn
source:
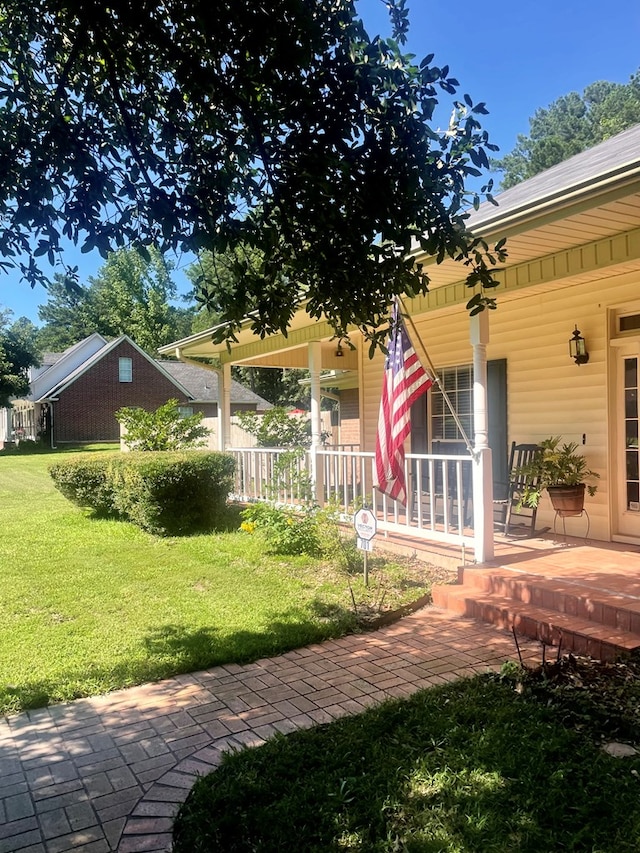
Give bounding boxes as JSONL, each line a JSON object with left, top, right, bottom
{"left": 214, "top": 503, "right": 244, "bottom": 532}
{"left": 1, "top": 601, "right": 357, "bottom": 716}
{"left": 173, "top": 675, "right": 640, "bottom": 853}
{"left": 0, "top": 442, "right": 115, "bottom": 456}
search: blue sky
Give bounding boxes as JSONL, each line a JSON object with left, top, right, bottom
{"left": 1, "top": 0, "right": 639, "bottom": 324}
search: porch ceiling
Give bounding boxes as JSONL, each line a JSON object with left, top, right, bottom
{"left": 161, "top": 207, "right": 640, "bottom": 366}
{"left": 233, "top": 339, "right": 359, "bottom": 370}
{"left": 417, "top": 183, "right": 640, "bottom": 292}
{"left": 407, "top": 226, "right": 640, "bottom": 317}
{"left": 160, "top": 319, "right": 360, "bottom": 369}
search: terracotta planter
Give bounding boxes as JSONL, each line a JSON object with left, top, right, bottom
{"left": 547, "top": 484, "right": 586, "bottom": 517}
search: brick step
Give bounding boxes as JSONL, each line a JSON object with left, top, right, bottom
{"left": 446, "top": 569, "right": 640, "bottom": 633}
{"left": 432, "top": 587, "right": 640, "bottom": 662}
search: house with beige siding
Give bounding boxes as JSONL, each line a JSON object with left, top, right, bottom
{"left": 159, "top": 123, "right": 640, "bottom": 558}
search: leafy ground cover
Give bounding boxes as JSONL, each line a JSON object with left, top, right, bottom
{"left": 0, "top": 449, "right": 453, "bottom": 715}
{"left": 173, "top": 658, "right": 640, "bottom": 852}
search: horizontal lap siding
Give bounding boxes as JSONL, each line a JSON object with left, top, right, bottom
{"left": 359, "top": 273, "right": 640, "bottom": 542}
{"left": 55, "top": 342, "right": 190, "bottom": 442}
{"left": 489, "top": 285, "right": 609, "bottom": 540}
{"left": 361, "top": 310, "right": 471, "bottom": 456}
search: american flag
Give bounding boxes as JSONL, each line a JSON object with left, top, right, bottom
{"left": 373, "top": 302, "right": 432, "bottom": 505}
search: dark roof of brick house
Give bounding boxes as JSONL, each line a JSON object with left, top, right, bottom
{"left": 157, "top": 361, "right": 271, "bottom": 410}
{"left": 29, "top": 335, "right": 271, "bottom": 410}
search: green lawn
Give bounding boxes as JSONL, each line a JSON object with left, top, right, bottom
{"left": 0, "top": 449, "right": 439, "bottom": 715}
{"left": 173, "top": 665, "right": 640, "bottom": 852}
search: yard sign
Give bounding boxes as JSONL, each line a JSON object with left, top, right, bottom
{"left": 353, "top": 509, "right": 377, "bottom": 586}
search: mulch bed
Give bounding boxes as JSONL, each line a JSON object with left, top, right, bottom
{"left": 518, "top": 653, "right": 640, "bottom": 742}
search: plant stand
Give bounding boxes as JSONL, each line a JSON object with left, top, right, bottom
{"left": 553, "top": 508, "right": 590, "bottom": 541}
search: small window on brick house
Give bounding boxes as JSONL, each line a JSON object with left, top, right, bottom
{"left": 178, "top": 405, "right": 194, "bottom": 417}
{"left": 119, "top": 357, "right": 133, "bottom": 382}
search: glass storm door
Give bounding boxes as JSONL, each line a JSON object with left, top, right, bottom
{"left": 616, "top": 352, "right": 640, "bottom": 540}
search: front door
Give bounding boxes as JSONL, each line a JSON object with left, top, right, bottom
{"left": 614, "top": 347, "right": 640, "bottom": 540}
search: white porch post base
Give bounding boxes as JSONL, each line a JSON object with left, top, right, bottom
{"left": 472, "top": 447, "right": 494, "bottom": 562}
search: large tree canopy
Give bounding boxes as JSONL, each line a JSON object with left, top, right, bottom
{"left": 35, "top": 276, "right": 95, "bottom": 353}
{"left": 37, "top": 248, "right": 194, "bottom": 353}
{"left": 186, "top": 248, "right": 310, "bottom": 406}
{"left": 186, "top": 247, "right": 263, "bottom": 335}
{"left": 0, "top": 0, "right": 504, "bottom": 349}
{"left": 495, "top": 71, "right": 640, "bottom": 189}
{"left": 0, "top": 309, "right": 39, "bottom": 406}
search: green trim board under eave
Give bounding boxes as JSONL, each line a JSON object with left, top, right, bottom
{"left": 204, "top": 320, "right": 340, "bottom": 364}
{"left": 408, "top": 225, "right": 640, "bottom": 317}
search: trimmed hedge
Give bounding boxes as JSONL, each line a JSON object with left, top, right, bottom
{"left": 48, "top": 452, "right": 124, "bottom": 517}
{"left": 49, "top": 451, "right": 236, "bottom": 536}
{"left": 112, "top": 452, "right": 236, "bottom": 535}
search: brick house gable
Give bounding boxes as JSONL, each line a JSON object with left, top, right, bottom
{"left": 52, "top": 339, "right": 191, "bottom": 443}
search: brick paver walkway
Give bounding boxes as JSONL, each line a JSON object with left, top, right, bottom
{"left": 0, "top": 607, "right": 540, "bottom": 853}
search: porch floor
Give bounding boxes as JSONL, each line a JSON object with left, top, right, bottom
{"left": 379, "top": 529, "right": 640, "bottom": 585}
{"left": 484, "top": 534, "right": 640, "bottom": 594}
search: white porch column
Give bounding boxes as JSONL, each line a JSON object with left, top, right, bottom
{"left": 308, "top": 341, "right": 324, "bottom": 503}
{"left": 0, "top": 406, "right": 9, "bottom": 445}
{"left": 471, "top": 311, "right": 494, "bottom": 562}
{"left": 217, "top": 363, "right": 232, "bottom": 451}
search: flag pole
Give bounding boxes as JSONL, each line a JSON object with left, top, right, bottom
{"left": 396, "top": 295, "right": 478, "bottom": 461}
{"left": 373, "top": 298, "right": 434, "bottom": 506}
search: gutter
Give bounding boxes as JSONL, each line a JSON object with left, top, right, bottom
{"left": 468, "top": 163, "right": 640, "bottom": 237}
{"left": 410, "top": 160, "right": 640, "bottom": 260}
{"left": 170, "top": 351, "right": 222, "bottom": 372}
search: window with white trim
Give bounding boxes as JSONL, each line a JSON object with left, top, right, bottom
{"left": 624, "top": 357, "right": 640, "bottom": 511}
{"left": 430, "top": 364, "right": 473, "bottom": 444}
{"left": 118, "top": 357, "right": 133, "bottom": 382}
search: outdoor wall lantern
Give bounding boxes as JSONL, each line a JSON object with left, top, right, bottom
{"left": 569, "top": 325, "right": 589, "bottom": 365}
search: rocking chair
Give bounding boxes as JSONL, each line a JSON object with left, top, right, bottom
{"left": 493, "top": 442, "right": 541, "bottom": 537}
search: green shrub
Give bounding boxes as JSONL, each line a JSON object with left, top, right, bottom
{"left": 48, "top": 452, "right": 124, "bottom": 516}
{"left": 314, "top": 504, "right": 362, "bottom": 575}
{"left": 268, "top": 448, "right": 314, "bottom": 503}
{"left": 241, "top": 502, "right": 321, "bottom": 555}
{"left": 237, "top": 406, "right": 312, "bottom": 448}
{"left": 116, "top": 399, "right": 209, "bottom": 451}
{"left": 240, "top": 501, "right": 362, "bottom": 560}
{"left": 113, "top": 452, "right": 235, "bottom": 535}
{"left": 49, "top": 451, "right": 235, "bottom": 535}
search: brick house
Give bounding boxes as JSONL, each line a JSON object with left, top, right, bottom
{"left": 12, "top": 333, "right": 270, "bottom": 446}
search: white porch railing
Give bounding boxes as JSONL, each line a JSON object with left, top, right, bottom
{"left": 229, "top": 446, "right": 475, "bottom": 550}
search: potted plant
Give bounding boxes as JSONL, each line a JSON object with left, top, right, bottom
{"left": 515, "top": 436, "right": 600, "bottom": 517}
